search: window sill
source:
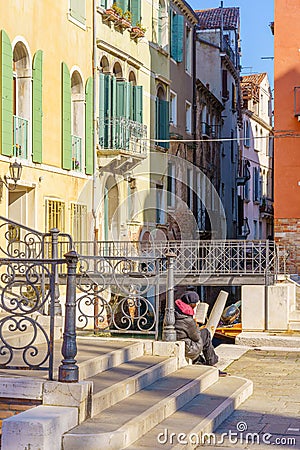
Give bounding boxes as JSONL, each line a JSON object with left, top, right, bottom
{"left": 67, "top": 13, "right": 86, "bottom": 30}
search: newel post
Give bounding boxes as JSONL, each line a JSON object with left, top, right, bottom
{"left": 162, "top": 252, "right": 177, "bottom": 341}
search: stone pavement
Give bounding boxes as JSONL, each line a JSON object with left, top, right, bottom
{"left": 201, "top": 348, "right": 300, "bottom": 449}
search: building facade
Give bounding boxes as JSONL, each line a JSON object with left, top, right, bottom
{"left": 273, "top": 1, "right": 300, "bottom": 272}
{"left": 195, "top": 6, "right": 242, "bottom": 239}
{"left": 239, "top": 73, "right": 273, "bottom": 240}
{"left": 0, "top": 0, "right": 93, "bottom": 239}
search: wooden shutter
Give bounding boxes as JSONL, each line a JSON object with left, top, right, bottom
{"left": 133, "top": 85, "right": 143, "bottom": 123}
{"left": 32, "top": 50, "right": 43, "bottom": 163}
{"left": 118, "top": 0, "right": 128, "bottom": 12}
{"left": 104, "top": 74, "right": 111, "bottom": 148}
{"left": 111, "top": 76, "right": 117, "bottom": 148}
{"left": 130, "top": 0, "right": 141, "bottom": 26}
{"left": 222, "top": 69, "right": 228, "bottom": 98}
{"left": 171, "top": 14, "right": 184, "bottom": 62}
{"left": 85, "top": 77, "right": 93, "bottom": 175}
{"left": 70, "top": 0, "right": 86, "bottom": 24}
{"left": 0, "top": 30, "right": 13, "bottom": 156}
{"left": 62, "top": 62, "right": 72, "bottom": 170}
{"left": 99, "top": 73, "right": 105, "bottom": 147}
{"left": 156, "top": 98, "right": 169, "bottom": 148}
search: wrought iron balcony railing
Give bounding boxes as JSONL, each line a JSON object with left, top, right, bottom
{"left": 98, "top": 117, "right": 147, "bottom": 157}
{"left": 71, "top": 135, "right": 82, "bottom": 172}
{"left": 13, "top": 115, "right": 28, "bottom": 159}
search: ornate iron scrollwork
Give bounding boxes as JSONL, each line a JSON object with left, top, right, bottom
{"left": 75, "top": 256, "right": 159, "bottom": 335}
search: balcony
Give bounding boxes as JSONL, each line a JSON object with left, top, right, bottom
{"left": 201, "top": 122, "right": 212, "bottom": 138}
{"left": 260, "top": 196, "right": 274, "bottom": 217}
{"left": 237, "top": 218, "right": 250, "bottom": 239}
{"left": 97, "top": 117, "right": 147, "bottom": 175}
{"left": 71, "top": 135, "right": 82, "bottom": 172}
{"left": 13, "top": 115, "right": 28, "bottom": 159}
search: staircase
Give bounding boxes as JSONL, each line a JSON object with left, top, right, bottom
{"left": 1, "top": 339, "right": 253, "bottom": 450}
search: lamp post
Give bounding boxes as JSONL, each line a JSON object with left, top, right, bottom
{"left": 0, "top": 161, "right": 23, "bottom": 200}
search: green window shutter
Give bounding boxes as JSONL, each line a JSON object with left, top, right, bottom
{"left": 85, "top": 77, "right": 93, "bottom": 175}
{"left": 125, "top": 82, "right": 131, "bottom": 119}
{"left": 0, "top": 30, "right": 13, "bottom": 156}
{"left": 171, "top": 14, "right": 184, "bottom": 62}
{"left": 133, "top": 85, "right": 143, "bottom": 123}
{"left": 111, "top": 76, "right": 117, "bottom": 148}
{"left": 130, "top": 0, "right": 141, "bottom": 26}
{"left": 116, "top": 81, "right": 126, "bottom": 117}
{"left": 156, "top": 98, "right": 169, "bottom": 149}
{"left": 62, "top": 62, "right": 72, "bottom": 170}
{"left": 32, "top": 50, "right": 43, "bottom": 163}
{"left": 104, "top": 74, "right": 111, "bottom": 148}
{"left": 118, "top": 0, "right": 128, "bottom": 12}
{"left": 70, "top": 0, "right": 86, "bottom": 24}
{"left": 99, "top": 73, "right": 105, "bottom": 147}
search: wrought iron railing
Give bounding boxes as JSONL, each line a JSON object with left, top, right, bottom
{"left": 13, "top": 115, "right": 28, "bottom": 159}
{"left": 72, "top": 135, "right": 82, "bottom": 172}
{"left": 71, "top": 239, "right": 278, "bottom": 278}
{"left": 98, "top": 117, "right": 147, "bottom": 156}
{"left": 74, "top": 255, "right": 161, "bottom": 338}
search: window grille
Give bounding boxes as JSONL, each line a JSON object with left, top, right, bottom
{"left": 70, "top": 203, "right": 87, "bottom": 241}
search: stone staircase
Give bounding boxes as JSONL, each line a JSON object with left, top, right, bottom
{"left": 1, "top": 339, "right": 253, "bottom": 450}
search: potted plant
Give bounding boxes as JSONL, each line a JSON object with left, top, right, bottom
{"left": 130, "top": 21, "right": 146, "bottom": 39}
{"left": 103, "top": 2, "right": 122, "bottom": 22}
{"left": 117, "top": 9, "right": 132, "bottom": 29}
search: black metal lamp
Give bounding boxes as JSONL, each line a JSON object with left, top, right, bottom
{"left": 0, "top": 160, "right": 23, "bottom": 199}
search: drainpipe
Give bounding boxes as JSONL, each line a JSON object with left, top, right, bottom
{"left": 92, "top": 0, "right": 98, "bottom": 244}
{"left": 220, "top": 1, "right": 224, "bottom": 51}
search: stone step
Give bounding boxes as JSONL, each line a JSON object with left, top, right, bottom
{"left": 77, "top": 340, "right": 145, "bottom": 380}
{"left": 62, "top": 365, "right": 219, "bottom": 450}
{"left": 127, "top": 376, "right": 253, "bottom": 450}
{"left": 89, "top": 355, "right": 178, "bottom": 416}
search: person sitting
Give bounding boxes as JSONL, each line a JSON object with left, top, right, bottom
{"left": 174, "top": 290, "right": 227, "bottom": 375}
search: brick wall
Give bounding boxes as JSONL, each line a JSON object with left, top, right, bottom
{"left": 274, "top": 218, "right": 300, "bottom": 274}
{"left": 0, "top": 397, "right": 42, "bottom": 434}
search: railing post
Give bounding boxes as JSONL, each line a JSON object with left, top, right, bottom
{"left": 59, "top": 250, "right": 79, "bottom": 382}
{"left": 162, "top": 252, "right": 177, "bottom": 342}
{"left": 50, "top": 228, "right": 62, "bottom": 315}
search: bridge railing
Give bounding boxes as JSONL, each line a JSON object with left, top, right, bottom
{"left": 71, "top": 239, "right": 279, "bottom": 277}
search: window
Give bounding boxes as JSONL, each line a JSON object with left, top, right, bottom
{"left": 244, "top": 120, "right": 250, "bottom": 147}
{"left": 185, "top": 26, "right": 192, "bottom": 74}
{"left": 170, "top": 91, "right": 177, "bottom": 126}
{"left": 167, "top": 162, "right": 175, "bottom": 208}
{"left": 196, "top": 172, "right": 206, "bottom": 230}
{"left": 253, "top": 167, "right": 261, "bottom": 203}
{"left": 158, "top": 0, "right": 168, "bottom": 49}
{"left": 156, "top": 185, "right": 165, "bottom": 224}
{"left": 231, "top": 83, "right": 236, "bottom": 110}
{"left": 187, "top": 168, "right": 193, "bottom": 210}
{"left": 71, "top": 71, "right": 84, "bottom": 172}
{"left": 69, "top": 0, "right": 86, "bottom": 26}
{"left": 99, "top": 72, "right": 144, "bottom": 150}
{"left": 253, "top": 220, "right": 258, "bottom": 239}
{"left": 13, "top": 42, "right": 31, "bottom": 160}
{"left": 185, "top": 101, "right": 192, "bottom": 133}
{"left": 170, "top": 11, "right": 184, "bottom": 62}
{"left": 156, "top": 87, "right": 169, "bottom": 149}
{"left": 71, "top": 203, "right": 87, "bottom": 241}
{"left": 222, "top": 69, "right": 228, "bottom": 100}
{"left": 46, "top": 200, "right": 65, "bottom": 232}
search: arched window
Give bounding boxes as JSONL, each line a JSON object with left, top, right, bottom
{"left": 71, "top": 70, "right": 84, "bottom": 172}
{"left": 13, "top": 41, "right": 31, "bottom": 159}
{"left": 98, "top": 59, "right": 144, "bottom": 151}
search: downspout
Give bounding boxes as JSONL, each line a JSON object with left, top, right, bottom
{"left": 92, "top": 0, "right": 98, "bottom": 244}
{"left": 220, "top": 0, "right": 224, "bottom": 51}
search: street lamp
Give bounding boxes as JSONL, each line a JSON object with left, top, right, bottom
{"left": 0, "top": 160, "right": 23, "bottom": 200}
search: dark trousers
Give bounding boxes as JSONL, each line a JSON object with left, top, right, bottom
{"left": 195, "top": 328, "right": 219, "bottom": 366}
